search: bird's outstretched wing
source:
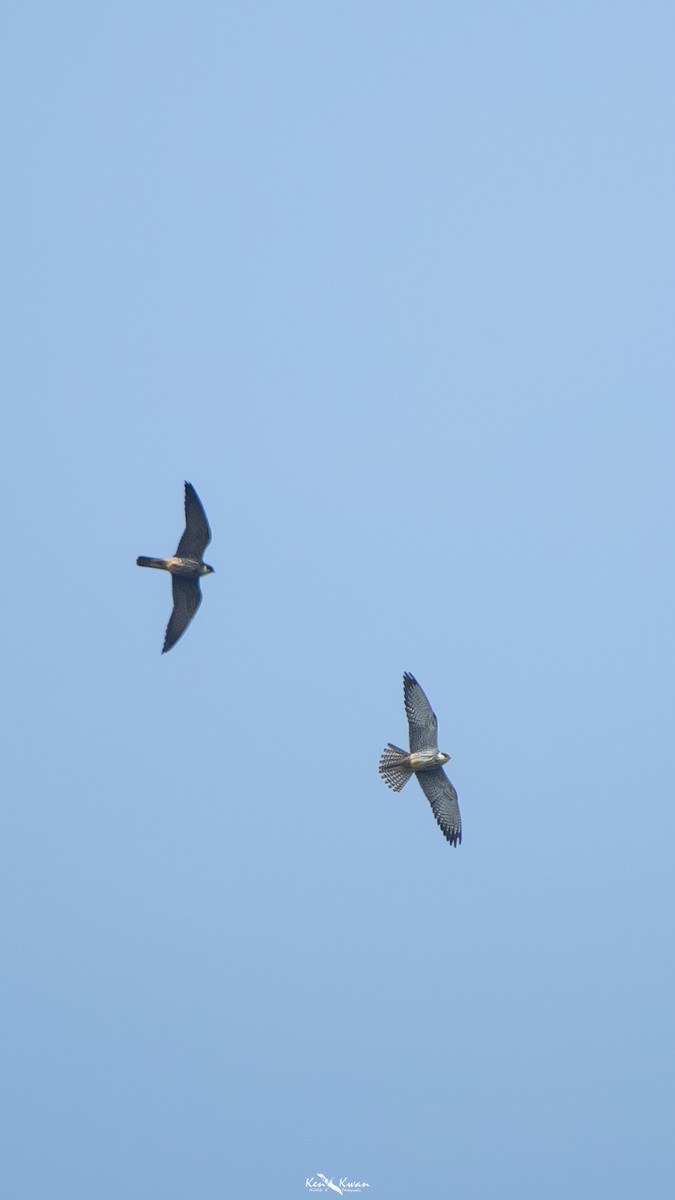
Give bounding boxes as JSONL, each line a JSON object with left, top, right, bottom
{"left": 175, "top": 482, "right": 211, "bottom": 559}
{"left": 403, "top": 672, "right": 439, "bottom": 752}
{"left": 415, "top": 768, "right": 462, "bottom": 846}
{"left": 163, "top": 576, "right": 202, "bottom": 653}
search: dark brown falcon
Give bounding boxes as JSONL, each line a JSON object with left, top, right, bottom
{"left": 137, "top": 481, "right": 214, "bottom": 653}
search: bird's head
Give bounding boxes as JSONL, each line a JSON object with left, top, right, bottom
{"left": 438, "top": 751, "right": 451, "bottom": 765}
{"left": 202, "top": 563, "right": 215, "bottom": 575}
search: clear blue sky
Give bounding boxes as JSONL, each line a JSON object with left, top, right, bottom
{"left": 2, "top": 3, "right": 674, "bottom": 1198}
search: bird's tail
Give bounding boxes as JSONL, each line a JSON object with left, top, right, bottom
{"left": 136, "top": 556, "right": 167, "bottom": 569}
{"left": 379, "top": 744, "right": 413, "bottom": 792}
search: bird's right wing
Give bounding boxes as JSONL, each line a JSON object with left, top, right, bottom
{"left": 403, "top": 672, "right": 439, "bottom": 751}
{"left": 176, "top": 481, "right": 211, "bottom": 559}
{"left": 415, "top": 767, "right": 462, "bottom": 846}
{"left": 163, "top": 576, "right": 202, "bottom": 653}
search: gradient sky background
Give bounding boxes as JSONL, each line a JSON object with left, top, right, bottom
{"left": 2, "top": 3, "right": 674, "bottom": 1198}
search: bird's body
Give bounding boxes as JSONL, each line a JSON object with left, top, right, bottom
{"left": 136, "top": 482, "right": 214, "bottom": 653}
{"left": 379, "top": 672, "right": 462, "bottom": 847}
{"left": 136, "top": 555, "right": 211, "bottom": 578}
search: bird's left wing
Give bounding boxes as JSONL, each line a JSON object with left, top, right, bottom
{"left": 163, "top": 576, "right": 202, "bottom": 653}
{"left": 415, "top": 768, "right": 462, "bottom": 846}
{"left": 176, "top": 482, "right": 211, "bottom": 559}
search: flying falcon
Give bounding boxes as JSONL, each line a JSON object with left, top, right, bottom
{"left": 136, "top": 481, "right": 214, "bottom": 653}
{"left": 379, "top": 672, "right": 462, "bottom": 847}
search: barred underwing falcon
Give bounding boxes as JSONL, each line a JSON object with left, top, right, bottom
{"left": 379, "top": 672, "right": 462, "bottom": 847}
{"left": 136, "top": 481, "right": 214, "bottom": 653}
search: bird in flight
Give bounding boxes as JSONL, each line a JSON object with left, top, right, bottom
{"left": 379, "top": 672, "right": 462, "bottom": 846}
{"left": 137, "top": 481, "right": 214, "bottom": 653}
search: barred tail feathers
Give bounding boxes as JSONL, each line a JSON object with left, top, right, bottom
{"left": 379, "top": 744, "right": 413, "bottom": 792}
